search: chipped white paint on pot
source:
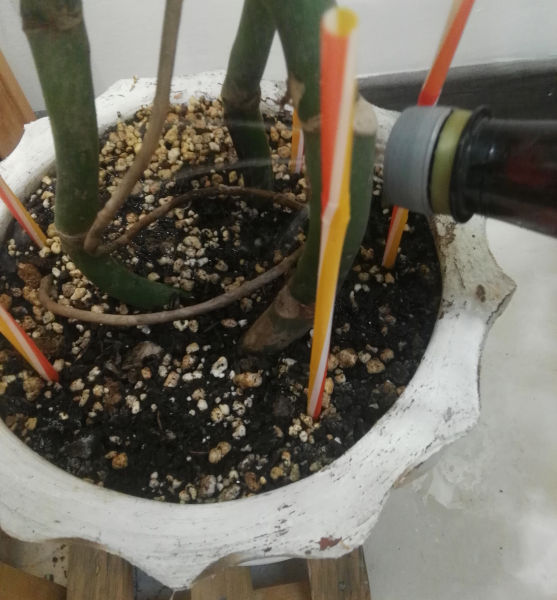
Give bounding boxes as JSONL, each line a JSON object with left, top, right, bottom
{"left": 0, "top": 73, "right": 515, "bottom": 590}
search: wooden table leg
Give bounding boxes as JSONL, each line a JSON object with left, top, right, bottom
{"left": 307, "top": 548, "right": 371, "bottom": 600}
{"left": 66, "top": 545, "right": 134, "bottom": 600}
{"left": 0, "top": 561, "right": 65, "bottom": 600}
{"left": 0, "top": 51, "right": 35, "bottom": 159}
{"left": 191, "top": 566, "right": 254, "bottom": 600}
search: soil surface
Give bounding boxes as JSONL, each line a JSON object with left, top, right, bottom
{"left": 0, "top": 99, "right": 441, "bottom": 503}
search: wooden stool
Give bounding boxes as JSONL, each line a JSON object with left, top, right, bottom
{"left": 0, "top": 51, "right": 35, "bottom": 159}
{"left": 0, "top": 545, "right": 371, "bottom": 600}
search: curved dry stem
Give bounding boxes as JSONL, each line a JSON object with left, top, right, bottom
{"left": 39, "top": 247, "right": 302, "bottom": 327}
{"left": 98, "top": 185, "right": 305, "bottom": 255}
{"left": 83, "top": 0, "right": 183, "bottom": 254}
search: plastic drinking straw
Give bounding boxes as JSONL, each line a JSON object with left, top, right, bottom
{"left": 0, "top": 175, "right": 47, "bottom": 248}
{"left": 0, "top": 177, "right": 56, "bottom": 380}
{"left": 307, "top": 7, "right": 358, "bottom": 420}
{"left": 289, "top": 109, "right": 305, "bottom": 173}
{"left": 0, "top": 304, "right": 59, "bottom": 382}
{"left": 382, "top": 0, "right": 475, "bottom": 269}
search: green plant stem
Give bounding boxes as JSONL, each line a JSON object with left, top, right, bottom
{"left": 21, "top": 0, "right": 99, "bottom": 236}
{"left": 267, "top": 0, "right": 334, "bottom": 122}
{"left": 287, "top": 130, "right": 321, "bottom": 303}
{"left": 40, "top": 247, "right": 301, "bottom": 326}
{"left": 21, "top": 0, "right": 186, "bottom": 309}
{"left": 242, "top": 1, "right": 378, "bottom": 353}
{"left": 222, "top": 0, "right": 276, "bottom": 189}
{"left": 68, "top": 246, "right": 182, "bottom": 309}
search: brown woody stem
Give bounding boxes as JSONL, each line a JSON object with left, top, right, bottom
{"left": 83, "top": 0, "right": 184, "bottom": 253}
{"left": 39, "top": 247, "right": 302, "bottom": 327}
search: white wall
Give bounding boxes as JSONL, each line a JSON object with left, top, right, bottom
{"left": 2, "top": 0, "right": 557, "bottom": 112}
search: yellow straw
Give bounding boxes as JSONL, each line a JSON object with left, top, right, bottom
{"left": 307, "top": 7, "right": 358, "bottom": 419}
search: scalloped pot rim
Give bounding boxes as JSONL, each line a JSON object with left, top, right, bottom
{"left": 0, "top": 73, "right": 515, "bottom": 590}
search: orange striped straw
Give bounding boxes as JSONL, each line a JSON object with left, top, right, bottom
{"left": 307, "top": 7, "right": 358, "bottom": 419}
{"left": 382, "top": 0, "right": 475, "bottom": 269}
{"left": 0, "top": 175, "right": 47, "bottom": 248}
{"left": 0, "top": 177, "right": 56, "bottom": 380}
{"left": 289, "top": 109, "right": 305, "bottom": 173}
{"left": 0, "top": 304, "right": 59, "bottom": 382}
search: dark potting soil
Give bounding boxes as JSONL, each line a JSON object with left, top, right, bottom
{"left": 0, "top": 99, "right": 441, "bottom": 503}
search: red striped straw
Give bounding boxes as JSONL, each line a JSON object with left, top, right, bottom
{"left": 0, "top": 304, "right": 59, "bottom": 382}
{"left": 0, "top": 175, "right": 47, "bottom": 248}
{"left": 306, "top": 7, "right": 358, "bottom": 419}
{"left": 382, "top": 0, "right": 475, "bottom": 269}
{"left": 0, "top": 176, "right": 57, "bottom": 381}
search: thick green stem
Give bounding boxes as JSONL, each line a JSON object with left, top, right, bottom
{"left": 287, "top": 102, "right": 377, "bottom": 304}
{"left": 21, "top": 0, "right": 99, "bottom": 235}
{"left": 267, "top": 0, "right": 333, "bottom": 122}
{"left": 243, "top": 0, "right": 378, "bottom": 353}
{"left": 287, "top": 130, "right": 321, "bottom": 303}
{"left": 68, "top": 246, "right": 182, "bottom": 309}
{"left": 222, "top": 0, "right": 275, "bottom": 189}
{"left": 21, "top": 0, "right": 186, "bottom": 308}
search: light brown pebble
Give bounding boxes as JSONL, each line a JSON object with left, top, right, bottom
{"left": 210, "top": 356, "right": 228, "bottom": 378}
{"left": 198, "top": 474, "right": 217, "bottom": 498}
{"left": 277, "top": 145, "right": 290, "bottom": 159}
{"left": 337, "top": 348, "right": 358, "bottom": 368}
{"left": 219, "top": 484, "right": 240, "bottom": 501}
{"left": 327, "top": 353, "right": 339, "bottom": 371}
{"left": 181, "top": 354, "right": 197, "bottom": 369}
{"left": 211, "top": 406, "right": 225, "bottom": 423}
{"left": 221, "top": 318, "right": 237, "bottom": 328}
{"left": 70, "top": 378, "right": 85, "bottom": 392}
{"left": 111, "top": 453, "right": 128, "bottom": 470}
{"left": 234, "top": 371, "right": 262, "bottom": 389}
{"left": 309, "top": 461, "right": 322, "bottom": 473}
{"left": 25, "top": 417, "right": 37, "bottom": 431}
{"left": 358, "top": 351, "right": 372, "bottom": 364}
{"left": 289, "top": 463, "right": 301, "bottom": 482}
{"left": 178, "top": 489, "right": 191, "bottom": 503}
{"left": 366, "top": 358, "right": 386, "bottom": 374}
{"left": 324, "top": 377, "right": 334, "bottom": 395}
{"left": 208, "top": 441, "right": 232, "bottom": 464}
{"left": 270, "top": 466, "right": 284, "bottom": 480}
{"left": 163, "top": 371, "right": 179, "bottom": 388}
{"left": 70, "top": 287, "right": 87, "bottom": 301}
{"left": 244, "top": 471, "right": 260, "bottom": 492}
{"left": 385, "top": 272, "right": 395, "bottom": 284}
{"left": 380, "top": 348, "right": 395, "bottom": 363}
{"left": 192, "top": 388, "right": 205, "bottom": 401}
{"left": 17, "top": 263, "right": 42, "bottom": 288}
{"left": 360, "top": 247, "right": 374, "bottom": 261}
{"left": 0, "top": 294, "right": 12, "bottom": 310}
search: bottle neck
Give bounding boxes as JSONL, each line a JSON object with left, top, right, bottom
{"left": 450, "top": 110, "right": 557, "bottom": 237}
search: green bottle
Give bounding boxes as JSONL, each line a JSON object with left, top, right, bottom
{"left": 383, "top": 106, "right": 557, "bottom": 237}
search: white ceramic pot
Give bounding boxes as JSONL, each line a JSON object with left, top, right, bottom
{"left": 0, "top": 73, "right": 515, "bottom": 589}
